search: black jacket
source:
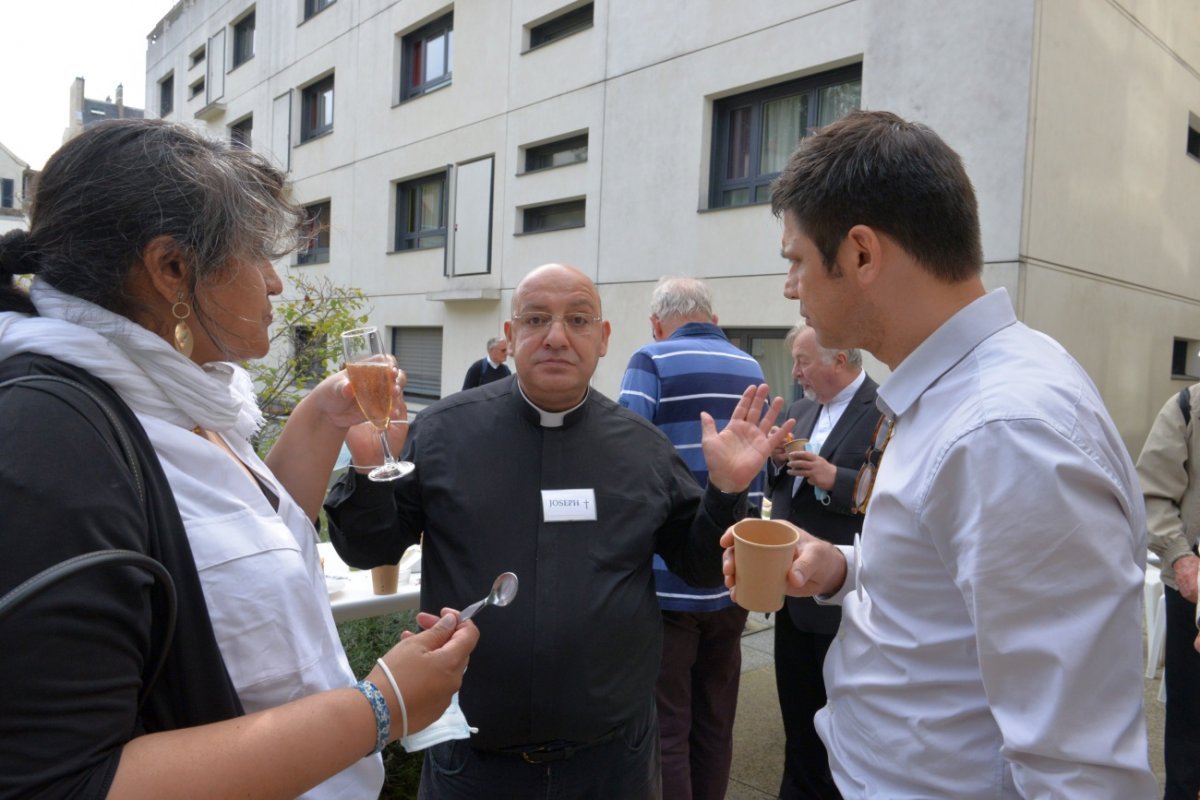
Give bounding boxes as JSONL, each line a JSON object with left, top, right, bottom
{"left": 769, "top": 376, "right": 881, "bottom": 635}
{"left": 461, "top": 358, "right": 511, "bottom": 390}
{"left": 0, "top": 353, "right": 241, "bottom": 798}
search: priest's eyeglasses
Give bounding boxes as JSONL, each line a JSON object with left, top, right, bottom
{"left": 851, "top": 415, "right": 895, "bottom": 515}
{"left": 512, "top": 312, "right": 602, "bottom": 334}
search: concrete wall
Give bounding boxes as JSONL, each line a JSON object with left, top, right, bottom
{"left": 1023, "top": 0, "right": 1200, "bottom": 454}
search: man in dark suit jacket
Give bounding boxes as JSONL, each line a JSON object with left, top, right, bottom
{"left": 768, "top": 323, "right": 882, "bottom": 800}
{"left": 461, "top": 336, "right": 511, "bottom": 390}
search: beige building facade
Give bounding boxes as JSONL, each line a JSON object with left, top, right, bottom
{"left": 145, "top": 0, "right": 1200, "bottom": 454}
{"left": 0, "top": 141, "right": 30, "bottom": 237}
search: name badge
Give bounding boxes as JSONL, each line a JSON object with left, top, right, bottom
{"left": 541, "top": 489, "right": 597, "bottom": 522}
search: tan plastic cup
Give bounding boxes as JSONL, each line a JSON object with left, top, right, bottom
{"left": 371, "top": 564, "right": 400, "bottom": 595}
{"left": 783, "top": 437, "right": 809, "bottom": 454}
{"left": 731, "top": 518, "right": 800, "bottom": 612}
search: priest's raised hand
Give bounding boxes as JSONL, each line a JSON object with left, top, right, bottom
{"left": 700, "top": 383, "right": 795, "bottom": 493}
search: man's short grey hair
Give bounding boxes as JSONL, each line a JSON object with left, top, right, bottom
{"left": 486, "top": 336, "right": 506, "bottom": 349}
{"left": 650, "top": 276, "right": 714, "bottom": 320}
{"left": 785, "top": 322, "right": 862, "bottom": 367}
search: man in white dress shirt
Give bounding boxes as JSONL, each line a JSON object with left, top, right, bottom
{"left": 724, "top": 110, "right": 1156, "bottom": 798}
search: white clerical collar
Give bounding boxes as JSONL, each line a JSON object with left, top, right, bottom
{"left": 516, "top": 381, "right": 588, "bottom": 428}
{"left": 828, "top": 370, "right": 866, "bottom": 407}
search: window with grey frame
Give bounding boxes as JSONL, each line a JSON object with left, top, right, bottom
{"left": 0, "top": 179, "right": 14, "bottom": 209}
{"left": 304, "top": 0, "right": 335, "bottom": 20}
{"left": 523, "top": 199, "right": 585, "bottom": 233}
{"left": 401, "top": 13, "right": 453, "bottom": 101}
{"left": 298, "top": 200, "right": 331, "bottom": 265}
{"left": 233, "top": 10, "right": 256, "bottom": 68}
{"left": 159, "top": 73, "right": 174, "bottom": 117}
{"left": 724, "top": 328, "right": 795, "bottom": 402}
{"left": 190, "top": 46, "right": 206, "bottom": 68}
{"left": 529, "top": 3, "right": 593, "bottom": 49}
{"left": 395, "top": 172, "right": 447, "bottom": 250}
{"left": 301, "top": 75, "right": 334, "bottom": 142}
{"left": 230, "top": 115, "right": 253, "bottom": 148}
{"left": 710, "top": 64, "right": 861, "bottom": 209}
{"left": 524, "top": 133, "right": 588, "bottom": 172}
{"left": 189, "top": 78, "right": 205, "bottom": 100}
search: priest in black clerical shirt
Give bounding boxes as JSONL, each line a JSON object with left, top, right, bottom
{"left": 326, "top": 263, "right": 792, "bottom": 800}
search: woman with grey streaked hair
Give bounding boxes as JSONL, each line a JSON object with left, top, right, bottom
{"left": 0, "top": 119, "right": 477, "bottom": 798}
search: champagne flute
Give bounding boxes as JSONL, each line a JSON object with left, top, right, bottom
{"left": 341, "top": 326, "right": 414, "bottom": 481}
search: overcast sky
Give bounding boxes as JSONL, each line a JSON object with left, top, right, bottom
{"left": 0, "top": 0, "right": 177, "bottom": 170}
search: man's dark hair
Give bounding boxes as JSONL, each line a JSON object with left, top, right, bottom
{"left": 770, "top": 110, "right": 983, "bottom": 282}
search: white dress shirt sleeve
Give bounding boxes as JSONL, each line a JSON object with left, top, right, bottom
{"left": 921, "top": 418, "right": 1153, "bottom": 798}
{"left": 814, "top": 543, "right": 856, "bottom": 606}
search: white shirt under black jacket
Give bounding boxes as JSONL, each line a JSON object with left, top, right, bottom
{"left": 793, "top": 370, "right": 866, "bottom": 497}
{"left": 816, "top": 289, "right": 1156, "bottom": 798}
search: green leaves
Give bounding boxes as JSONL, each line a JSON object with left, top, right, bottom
{"left": 246, "top": 272, "right": 369, "bottom": 455}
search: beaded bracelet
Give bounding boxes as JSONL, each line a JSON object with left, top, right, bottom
{"left": 354, "top": 679, "right": 391, "bottom": 756}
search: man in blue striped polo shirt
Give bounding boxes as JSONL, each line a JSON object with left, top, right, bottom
{"left": 619, "top": 276, "right": 767, "bottom": 800}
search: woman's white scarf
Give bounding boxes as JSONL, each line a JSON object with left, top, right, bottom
{"left": 0, "top": 279, "right": 263, "bottom": 440}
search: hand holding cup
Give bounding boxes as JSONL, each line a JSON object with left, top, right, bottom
{"left": 770, "top": 429, "right": 804, "bottom": 467}
{"left": 785, "top": 447, "right": 837, "bottom": 492}
{"left": 725, "top": 518, "right": 801, "bottom": 612}
{"left": 721, "top": 523, "right": 849, "bottom": 604}
{"left": 782, "top": 436, "right": 809, "bottom": 454}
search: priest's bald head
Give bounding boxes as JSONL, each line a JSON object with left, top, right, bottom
{"left": 504, "top": 264, "right": 612, "bottom": 412}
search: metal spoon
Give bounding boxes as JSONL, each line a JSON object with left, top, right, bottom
{"left": 458, "top": 572, "right": 519, "bottom": 622}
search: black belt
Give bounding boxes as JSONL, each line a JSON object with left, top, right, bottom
{"left": 482, "top": 725, "right": 625, "bottom": 765}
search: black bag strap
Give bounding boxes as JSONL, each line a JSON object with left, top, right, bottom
{"left": 0, "top": 374, "right": 146, "bottom": 507}
{"left": 1178, "top": 387, "right": 1191, "bottom": 428}
{"left": 0, "top": 374, "right": 176, "bottom": 711}
{"left": 0, "top": 551, "right": 176, "bottom": 712}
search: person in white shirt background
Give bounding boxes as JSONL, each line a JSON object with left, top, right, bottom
{"left": 723, "top": 110, "right": 1157, "bottom": 798}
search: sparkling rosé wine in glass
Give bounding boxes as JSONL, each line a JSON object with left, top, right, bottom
{"left": 341, "top": 326, "right": 414, "bottom": 481}
{"left": 345, "top": 360, "right": 393, "bottom": 429}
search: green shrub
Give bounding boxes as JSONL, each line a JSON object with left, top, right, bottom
{"left": 245, "top": 273, "right": 370, "bottom": 455}
{"left": 337, "top": 613, "right": 425, "bottom": 799}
